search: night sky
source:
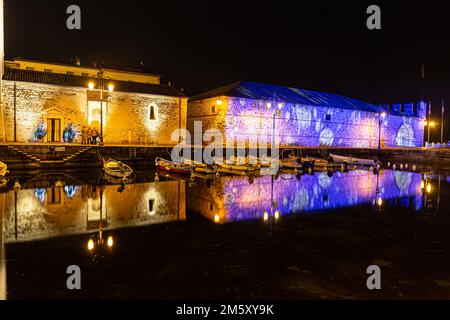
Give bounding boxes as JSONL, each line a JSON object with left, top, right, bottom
{"left": 4, "top": 0, "right": 450, "bottom": 140}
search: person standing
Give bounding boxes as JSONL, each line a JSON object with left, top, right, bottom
{"left": 87, "top": 127, "right": 92, "bottom": 145}
{"left": 81, "top": 126, "right": 87, "bottom": 144}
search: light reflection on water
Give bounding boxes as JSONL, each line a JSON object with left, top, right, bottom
{"left": 0, "top": 169, "right": 446, "bottom": 300}
{"left": 187, "top": 170, "right": 425, "bottom": 223}
{"left": 0, "top": 169, "right": 432, "bottom": 243}
{"left": 2, "top": 180, "right": 186, "bottom": 243}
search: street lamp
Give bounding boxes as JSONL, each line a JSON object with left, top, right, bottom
{"left": 378, "top": 112, "right": 386, "bottom": 154}
{"left": 87, "top": 69, "right": 114, "bottom": 145}
{"left": 266, "top": 100, "right": 281, "bottom": 149}
{"left": 424, "top": 120, "right": 437, "bottom": 144}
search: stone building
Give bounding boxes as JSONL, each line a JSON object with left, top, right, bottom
{"left": 0, "top": 58, "right": 187, "bottom": 145}
{"left": 188, "top": 81, "right": 426, "bottom": 148}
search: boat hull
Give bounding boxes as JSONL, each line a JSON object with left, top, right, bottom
{"left": 329, "top": 153, "right": 375, "bottom": 166}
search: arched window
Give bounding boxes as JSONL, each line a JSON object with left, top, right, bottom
{"left": 396, "top": 124, "right": 415, "bottom": 147}
{"left": 149, "top": 105, "right": 156, "bottom": 120}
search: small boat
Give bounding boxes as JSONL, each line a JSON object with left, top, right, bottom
{"left": 156, "top": 169, "right": 191, "bottom": 182}
{"left": 103, "top": 158, "right": 133, "bottom": 178}
{"left": 280, "top": 155, "right": 315, "bottom": 171}
{"left": 0, "top": 161, "right": 9, "bottom": 177}
{"left": 214, "top": 160, "right": 256, "bottom": 172}
{"left": 182, "top": 159, "right": 217, "bottom": 174}
{"left": 302, "top": 157, "right": 328, "bottom": 168}
{"left": 328, "top": 153, "right": 375, "bottom": 167}
{"left": 247, "top": 155, "right": 277, "bottom": 168}
{"left": 156, "top": 157, "right": 192, "bottom": 175}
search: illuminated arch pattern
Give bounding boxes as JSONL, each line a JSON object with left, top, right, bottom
{"left": 319, "top": 128, "right": 334, "bottom": 146}
{"left": 396, "top": 124, "right": 415, "bottom": 147}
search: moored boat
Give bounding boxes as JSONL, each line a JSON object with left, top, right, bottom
{"left": 103, "top": 158, "right": 133, "bottom": 178}
{"left": 156, "top": 157, "right": 192, "bottom": 175}
{"left": 328, "top": 153, "right": 375, "bottom": 167}
{"left": 0, "top": 161, "right": 9, "bottom": 177}
{"left": 182, "top": 159, "right": 217, "bottom": 174}
{"left": 214, "top": 157, "right": 259, "bottom": 172}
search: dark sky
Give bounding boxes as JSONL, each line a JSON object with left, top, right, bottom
{"left": 4, "top": 0, "right": 450, "bottom": 140}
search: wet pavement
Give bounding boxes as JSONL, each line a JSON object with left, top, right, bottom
{"left": 1, "top": 168, "right": 449, "bottom": 299}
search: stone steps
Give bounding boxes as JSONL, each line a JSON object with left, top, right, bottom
{"left": 6, "top": 145, "right": 94, "bottom": 163}
{"left": 8, "top": 145, "right": 41, "bottom": 162}
{"left": 62, "top": 146, "right": 93, "bottom": 162}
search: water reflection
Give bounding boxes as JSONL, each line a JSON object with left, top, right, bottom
{"left": 2, "top": 180, "right": 185, "bottom": 243}
{"left": 187, "top": 170, "right": 424, "bottom": 223}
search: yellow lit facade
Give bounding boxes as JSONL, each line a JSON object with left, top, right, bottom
{"left": 0, "top": 58, "right": 187, "bottom": 145}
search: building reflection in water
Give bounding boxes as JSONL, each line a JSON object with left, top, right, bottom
{"left": 187, "top": 170, "right": 425, "bottom": 224}
{"left": 2, "top": 180, "right": 186, "bottom": 243}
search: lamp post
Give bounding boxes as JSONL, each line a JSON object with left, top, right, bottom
{"left": 88, "top": 69, "right": 114, "bottom": 146}
{"left": 266, "top": 101, "right": 282, "bottom": 149}
{"left": 378, "top": 112, "right": 386, "bottom": 154}
{"left": 424, "top": 120, "right": 436, "bottom": 144}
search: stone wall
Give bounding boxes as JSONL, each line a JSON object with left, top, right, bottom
{"left": 187, "top": 97, "right": 227, "bottom": 144}
{"left": 188, "top": 96, "right": 425, "bottom": 148}
{"left": 1, "top": 80, "right": 187, "bottom": 145}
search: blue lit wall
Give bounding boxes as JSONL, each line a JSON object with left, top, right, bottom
{"left": 225, "top": 98, "right": 425, "bottom": 147}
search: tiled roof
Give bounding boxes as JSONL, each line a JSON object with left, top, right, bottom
{"left": 190, "top": 81, "right": 394, "bottom": 114}
{"left": 3, "top": 68, "right": 186, "bottom": 98}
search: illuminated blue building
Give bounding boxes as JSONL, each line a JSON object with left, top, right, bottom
{"left": 188, "top": 81, "right": 426, "bottom": 147}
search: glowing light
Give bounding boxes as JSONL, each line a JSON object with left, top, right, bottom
{"left": 87, "top": 239, "right": 95, "bottom": 251}
{"left": 377, "top": 196, "right": 383, "bottom": 206}
{"left": 214, "top": 214, "right": 220, "bottom": 223}
{"left": 274, "top": 210, "right": 280, "bottom": 220}
{"left": 108, "top": 84, "right": 114, "bottom": 92}
{"left": 263, "top": 211, "right": 269, "bottom": 221}
{"left": 423, "top": 120, "right": 428, "bottom": 127}
{"left": 420, "top": 180, "right": 425, "bottom": 189}
{"left": 107, "top": 236, "right": 114, "bottom": 248}
{"left": 277, "top": 103, "right": 283, "bottom": 110}
{"left": 266, "top": 102, "right": 271, "bottom": 109}
{"left": 426, "top": 183, "right": 432, "bottom": 193}
{"left": 88, "top": 82, "right": 94, "bottom": 90}
{"left": 381, "top": 112, "right": 386, "bottom": 119}
{"left": 429, "top": 121, "right": 436, "bottom": 127}
{"left": 216, "top": 99, "right": 223, "bottom": 106}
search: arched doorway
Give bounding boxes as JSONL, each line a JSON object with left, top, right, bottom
{"left": 396, "top": 124, "right": 415, "bottom": 147}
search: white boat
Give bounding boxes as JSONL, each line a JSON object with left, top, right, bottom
{"left": 0, "top": 161, "right": 8, "bottom": 177}
{"left": 182, "top": 158, "right": 217, "bottom": 174}
{"left": 214, "top": 157, "right": 259, "bottom": 172}
{"left": 103, "top": 158, "right": 133, "bottom": 178}
{"left": 328, "top": 153, "right": 375, "bottom": 166}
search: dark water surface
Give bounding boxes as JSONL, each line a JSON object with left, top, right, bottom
{"left": 1, "top": 169, "right": 449, "bottom": 299}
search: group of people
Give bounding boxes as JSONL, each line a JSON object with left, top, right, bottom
{"left": 81, "top": 126, "right": 100, "bottom": 144}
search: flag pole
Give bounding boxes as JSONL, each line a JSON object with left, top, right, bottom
{"left": 427, "top": 101, "right": 431, "bottom": 143}
{"left": 441, "top": 99, "right": 445, "bottom": 144}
